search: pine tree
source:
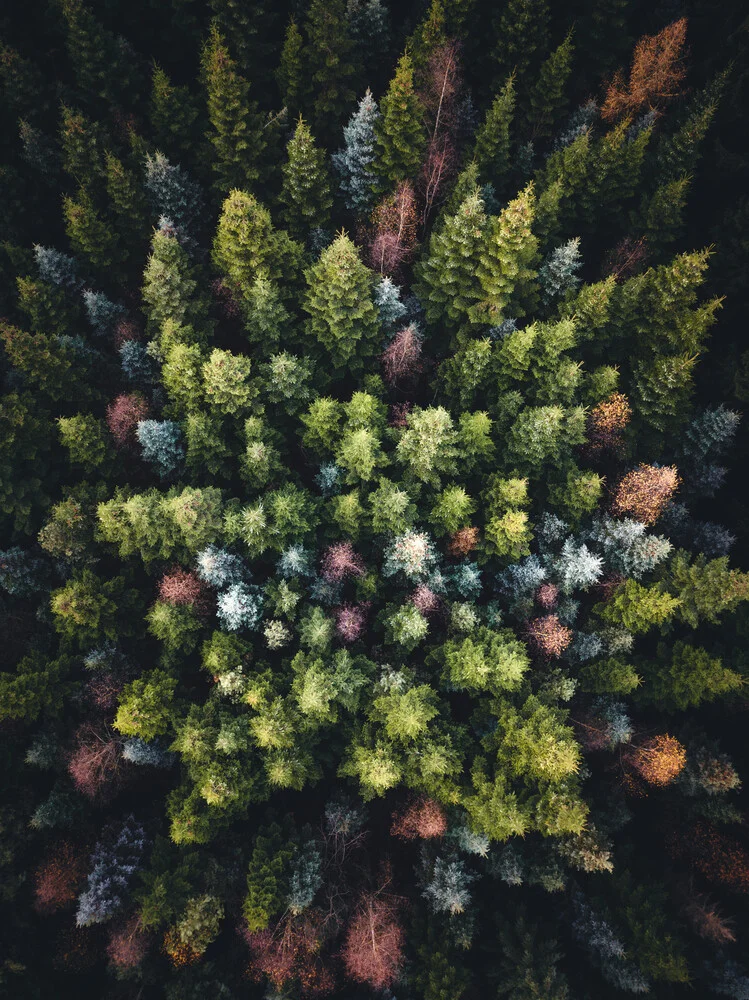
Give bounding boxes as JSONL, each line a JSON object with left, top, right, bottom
{"left": 142, "top": 224, "right": 213, "bottom": 337}
{"left": 472, "top": 75, "right": 515, "bottom": 193}
{"left": 304, "top": 0, "right": 356, "bottom": 145}
{"left": 473, "top": 183, "right": 539, "bottom": 326}
{"left": 333, "top": 90, "right": 380, "bottom": 213}
{"left": 63, "top": 189, "right": 124, "bottom": 272}
{"left": 59, "top": 106, "right": 106, "bottom": 191}
{"left": 202, "top": 24, "right": 266, "bottom": 192}
{"left": 59, "top": 0, "right": 143, "bottom": 108}
{"left": 209, "top": 0, "right": 279, "bottom": 83}
{"left": 414, "top": 187, "right": 488, "bottom": 330}
{"left": 303, "top": 232, "right": 380, "bottom": 374}
{"left": 527, "top": 32, "right": 574, "bottom": 141}
{"left": 374, "top": 53, "right": 427, "bottom": 187}
{"left": 149, "top": 65, "right": 201, "bottom": 163}
{"left": 279, "top": 118, "right": 333, "bottom": 240}
{"left": 491, "top": 0, "right": 550, "bottom": 97}
{"left": 212, "top": 189, "right": 303, "bottom": 305}
{"left": 105, "top": 153, "right": 149, "bottom": 253}
{"left": 276, "top": 18, "right": 308, "bottom": 119}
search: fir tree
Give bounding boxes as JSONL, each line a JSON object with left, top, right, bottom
{"left": 333, "top": 89, "right": 380, "bottom": 213}
{"left": 527, "top": 32, "right": 574, "bottom": 141}
{"left": 202, "top": 24, "right": 266, "bottom": 192}
{"left": 472, "top": 75, "right": 515, "bottom": 194}
{"left": 303, "top": 232, "right": 380, "bottom": 374}
{"left": 304, "top": 0, "right": 356, "bottom": 144}
{"left": 374, "top": 53, "right": 427, "bottom": 187}
{"left": 276, "top": 18, "right": 308, "bottom": 119}
{"left": 279, "top": 118, "right": 333, "bottom": 240}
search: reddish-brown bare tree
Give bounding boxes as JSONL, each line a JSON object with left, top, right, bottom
{"left": 683, "top": 889, "right": 736, "bottom": 943}
{"left": 382, "top": 324, "right": 423, "bottom": 386}
{"left": 341, "top": 891, "right": 405, "bottom": 990}
{"left": 321, "top": 542, "right": 366, "bottom": 583}
{"left": 388, "top": 402, "right": 412, "bottom": 428}
{"left": 391, "top": 796, "right": 447, "bottom": 840}
{"left": 106, "top": 392, "right": 150, "bottom": 449}
{"left": 335, "top": 602, "right": 370, "bottom": 643}
{"left": 243, "top": 912, "right": 334, "bottom": 996}
{"left": 67, "top": 722, "right": 122, "bottom": 799}
{"left": 158, "top": 567, "right": 212, "bottom": 615}
{"left": 368, "top": 181, "right": 419, "bottom": 276}
{"left": 611, "top": 463, "right": 679, "bottom": 524}
{"left": 601, "top": 18, "right": 688, "bottom": 122}
{"left": 34, "top": 842, "right": 87, "bottom": 913}
{"left": 112, "top": 317, "right": 142, "bottom": 349}
{"left": 536, "top": 582, "right": 560, "bottom": 610}
{"left": 525, "top": 614, "right": 573, "bottom": 658}
{"left": 602, "top": 236, "right": 649, "bottom": 281}
{"left": 107, "top": 915, "right": 151, "bottom": 969}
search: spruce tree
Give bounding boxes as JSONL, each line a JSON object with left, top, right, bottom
{"left": 303, "top": 233, "right": 380, "bottom": 374}
{"left": 491, "top": 0, "right": 550, "bottom": 97}
{"left": 149, "top": 65, "right": 201, "bottom": 163}
{"left": 63, "top": 189, "right": 124, "bottom": 273}
{"left": 472, "top": 75, "right": 515, "bottom": 194}
{"left": 527, "top": 32, "right": 574, "bottom": 141}
{"left": 279, "top": 118, "right": 333, "bottom": 240}
{"left": 374, "top": 53, "right": 427, "bottom": 188}
{"left": 202, "top": 24, "right": 266, "bottom": 192}
{"left": 276, "top": 18, "right": 308, "bottom": 120}
{"left": 304, "top": 0, "right": 356, "bottom": 145}
{"left": 333, "top": 90, "right": 381, "bottom": 213}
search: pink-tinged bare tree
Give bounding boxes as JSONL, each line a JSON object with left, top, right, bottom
{"left": 106, "top": 392, "right": 150, "bottom": 448}
{"left": 107, "top": 914, "right": 151, "bottom": 969}
{"left": 391, "top": 795, "right": 447, "bottom": 839}
{"left": 67, "top": 722, "right": 122, "bottom": 799}
{"left": 335, "top": 602, "right": 370, "bottom": 643}
{"left": 382, "top": 324, "right": 423, "bottom": 386}
{"left": 34, "top": 842, "right": 87, "bottom": 913}
{"left": 341, "top": 889, "right": 405, "bottom": 990}
{"left": 320, "top": 542, "right": 366, "bottom": 582}
{"left": 368, "top": 181, "right": 418, "bottom": 276}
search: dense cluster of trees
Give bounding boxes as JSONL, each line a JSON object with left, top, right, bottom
{"left": 1, "top": 0, "right": 749, "bottom": 997}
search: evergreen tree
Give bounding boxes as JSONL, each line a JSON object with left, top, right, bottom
{"left": 276, "top": 18, "right": 308, "bottom": 119}
{"left": 472, "top": 75, "right": 515, "bottom": 193}
{"left": 142, "top": 223, "right": 213, "bottom": 337}
{"left": 333, "top": 89, "right": 380, "bottom": 212}
{"left": 491, "top": 0, "right": 550, "bottom": 97}
{"left": 527, "top": 32, "right": 574, "bottom": 141}
{"left": 304, "top": 0, "right": 356, "bottom": 144}
{"left": 63, "top": 189, "right": 124, "bottom": 273}
{"left": 303, "top": 232, "right": 380, "bottom": 374}
{"left": 279, "top": 118, "right": 333, "bottom": 240}
{"left": 149, "top": 65, "right": 201, "bottom": 163}
{"left": 374, "top": 53, "right": 427, "bottom": 187}
{"left": 202, "top": 24, "right": 266, "bottom": 192}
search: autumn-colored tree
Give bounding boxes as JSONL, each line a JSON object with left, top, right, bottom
{"left": 586, "top": 392, "right": 631, "bottom": 455}
{"left": 107, "top": 915, "right": 151, "bottom": 969}
{"left": 67, "top": 722, "right": 122, "bottom": 799}
{"left": 683, "top": 890, "right": 736, "bottom": 944}
{"left": 391, "top": 796, "right": 447, "bottom": 839}
{"left": 602, "top": 236, "right": 649, "bottom": 281}
{"left": 601, "top": 19, "right": 688, "bottom": 122}
{"left": 320, "top": 542, "right": 365, "bottom": 582}
{"left": 34, "top": 842, "right": 87, "bottom": 913}
{"left": 447, "top": 526, "right": 480, "bottom": 558}
{"left": 158, "top": 568, "right": 211, "bottom": 614}
{"left": 335, "top": 603, "right": 369, "bottom": 643}
{"left": 243, "top": 912, "right": 334, "bottom": 995}
{"left": 368, "top": 180, "right": 419, "bottom": 276}
{"left": 611, "top": 464, "right": 679, "bottom": 524}
{"left": 668, "top": 821, "right": 749, "bottom": 894}
{"left": 382, "top": 324, "right": 423, "bottom": 385}
{"left": 106, "top": 393, "right": 150, "bottom": 449}
{"left": 341, "top": 891, "right": 405, "bottom": 990}
{"left": 627, "top": 734, "right": 686, "bottom": 786}
{"left": 525, "top": 615, "right": 573, "bottom": 658}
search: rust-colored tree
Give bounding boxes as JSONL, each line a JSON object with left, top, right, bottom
{"left": 610, "top": 463, "right": 679, "bottom": 524}
{"left": 158, "top": 567, "right": 211, "bottom": 615}
{"left": 601, "top": 18, "right": 688, "bottom": 122}
{"left": 243, "top": 911, "right": 334, "bottom": 996}
{"left": 107, "top": 914, "right": 151, "bottom": 969}
{"left": 391, "top": 795, "right": 447, "bottom": 840}
{"left": 447, "top": 526, "right": 479, "bottom": 558}
{"left": 536, "top": 582, "right": 560, "bottom": 610}
{"left": 585, "top": 393, "right": 632, "bottom": 456}
{"left": 368, "top": 181, "right": 419, "bottom": 276}
{"left": 668, "top": 821, "right": 749, "bottom": 894}
{"left": 335, "top": 602, "right": 370, "bottom": 643}
{"left": 626, "top": 733, "right": 686, "bottom": 786}
{"left": 525, "top": 614, "right": 573, "bottom": 658}
{"left": 34, "top": 842, "right": 87, "bottom": 913}
{"left": 106, "top": 392, "right": 150, "bottom": 448}
{"left": 382, "top": 324, "right": 423, "bottom": 386}
{"left": 67, "top": 722, "right": 122, "bottom": 799}
{"left": 341, "top": 890, "right": 405, "bottom": 990}
{"left": 682, "top": 889, "right": 736, "bottom": 943}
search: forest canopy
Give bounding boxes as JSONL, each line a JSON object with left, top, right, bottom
{"left": 1, "top": 0, "right": 749, "bottom": 997}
